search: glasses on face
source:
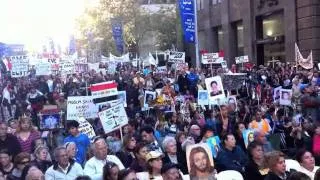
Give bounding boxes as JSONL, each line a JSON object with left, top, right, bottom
{"left": 19, "top": 160, "right": 30, "bottom": 165}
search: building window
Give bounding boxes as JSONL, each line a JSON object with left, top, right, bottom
{"left": 236, "top": 22, "right": 244, "bottom": 56}
{"left": 198, "top": 31, "right": 206, "bottom": 51}
{"left": 262, "top": 13, "right": 284, "bottom": 39}
{"left": 212, "top": 0, "right": 222, "bottom": 5}
{"left": 197, "top": 0, "right": 204, "bottom": 10}
{"left": 217, "top": 27, "right": 224, "bottom": 51}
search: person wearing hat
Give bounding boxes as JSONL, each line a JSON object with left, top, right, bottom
{"left": 63, "top": 120, "right": 90, "bottom": 166}
{"left": 136, "top": 151, "right": 163, "bottom": 180}
{"left": 161, "top": 163, "right": 183, "bottom": 180}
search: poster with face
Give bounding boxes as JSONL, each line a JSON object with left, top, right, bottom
{"left": 118, "top": 91, "right": 127, "bottom": 107}
{"left": 227, "top": 96, "right": 237, "bottom": 111}
{"left": 273, "top": 86, "right": 282, "bottom": 101}
{"left": 40, "top": 113, "right": 61, "bottom": 130}
{"left": 279, "top": 89, "right": 292, "bottom": 106}
{"left": 205, "top": 76, "right": 225, "bottom": 104}
{"left": 144, "top": 91, "right": 156, "bottom": 108}
{"left": 243, "top": 129, "right": 254, "bottom": 148}
{"left": 206, "top": 136, "right": 221, "bottom": 158}
{"left": 186, "top": 143, "right": 215, "bottom": 179}
{"left": 198, "top": 90, "right": 209, "bottom": 105}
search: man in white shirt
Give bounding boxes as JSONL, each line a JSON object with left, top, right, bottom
{"left": 84, "top": 137, "right": 124, "bottom": 180}
{"left": 296, "top": 149, "right": 319, "bottom": 180}
{"left": 45, "top": 146, "right": 83, "bottom": 180}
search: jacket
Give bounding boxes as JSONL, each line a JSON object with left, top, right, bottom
{"left": 216, "top": 146, "right": 248, "bottom": 173}
{"left": 244, "top": 159, "right": 267, "bottom": 180}
{"left": 45, "top": 159, "right": 83, "bottom": 180}
{"left": 264, "top": 171, "right": 290, "bottom": 180}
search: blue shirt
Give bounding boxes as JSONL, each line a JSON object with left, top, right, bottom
{"left": 64, "top": 133, "right": 90, "bottom": 165}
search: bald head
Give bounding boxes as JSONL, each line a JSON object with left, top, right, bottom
{"left": 93, "top": 138, "right": 108, "bottom": 160}
{"left": 26, "top": 167, "right": 44, "bottom": 180}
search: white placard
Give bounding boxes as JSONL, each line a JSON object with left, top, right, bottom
{"left": 168, "top": 51, "right": 185, "bottom": 63}
{"left": 156, "top": 66, "right": 167, "bottom": 73}
{"left": 198, "top": 90, "right": 209, "bottom": 105}
{"left": 201, "top": 53, "right": 219, "bottom": 64}
{"left": 60, "top": 61, "right": 75, "bottom": 75}
{"left": 98, "top": 103, "right": 128, "bottom": 134}
{"left": 205, "top": 76, "right": 225, "bottom": 104}
{"left": 47, "top": 58, "right": 60, "bottom": 71}
{"left": 118, "top": 91, "right": 127, "bottom": 107}
{"left": 144, "top": 91, "right": 156, "bottom": 108}
{"left": 273, "top": 86, "right": 282, "bottom": 102}
{"left": 67, "top": 96, "right": 98, "bottom": 120}
{"left": 235, "top": 55, "right": 249, "bottom": 64}
{"left": 35, "top": 62, "right": 52, "bottom": 76}
{"left": 10, "top": 56, "right": 29, "bottom": 77}
{"left": 77, "top": 117, "right": 96, "bottom": 139}
{"left": 221, "top": 61, "right": 227, "bottom": 69}
{"left": 279, "top": 89, "right": 292, "bottom": 106}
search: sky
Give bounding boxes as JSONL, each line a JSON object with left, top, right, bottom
{"left": 0, "top": 0, "right": 91, "bottom": 51}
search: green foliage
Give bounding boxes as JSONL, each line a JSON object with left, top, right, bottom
{"left": 76, "top": 0, "right": 178, "bottom": 55}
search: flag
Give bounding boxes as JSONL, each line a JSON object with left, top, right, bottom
{"left": 295, "top": 43, "right": 313, "bottom": 69}
{"left": 179, "top": 0, "right": 195, "bottom": 43}
{"left": 2, "top": 57, "right": 12, "bottom": 72}
{"left": 90, "top": 81, "right": 118, "bottom": 99}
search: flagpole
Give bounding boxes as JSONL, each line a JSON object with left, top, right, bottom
{"left": 194, "top": 0, "right": 200, "bottom": 69}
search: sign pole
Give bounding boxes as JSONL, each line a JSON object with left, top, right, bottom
{"left": 210, "top": 63, "right": 213, "bottom": 77}
{"left": 120, "top": 127, "right": 123, "bottom": 143}
{"left": 194, "top": 0, "right": 200, "bottom": 69}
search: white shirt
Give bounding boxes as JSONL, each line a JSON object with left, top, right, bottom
{"left": 297, "top": 165, "right": 319, "bottom": 180}
{"left": 84, "top": 155, "right": 125, "bottom": 180}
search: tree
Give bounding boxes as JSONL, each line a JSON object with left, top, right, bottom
{"left": 76, "top": 0, "right": 178, "bottom": 56}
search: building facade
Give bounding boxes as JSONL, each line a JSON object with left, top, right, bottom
{"left": 189, "top": 0, "right": 320, "bottom": 66}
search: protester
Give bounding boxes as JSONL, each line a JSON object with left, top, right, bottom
{"left": 296, "top": 149, "right": 319, "bottom": 180}
{"left": 0, "top": 122, "right": 21, "bottom": 157}
{"left": 45, "top": 146, "right": 83, "bottom": 180}
{"left": 65, "top": 141, "right": 77, "bottom": 161}
{"left": 130, "top": 142, "right": 148, "bottom": 173}
{"left": 15, "top": 117, "right": 40, "bottom": 153}
{"left": 244, "top": 141, "right": 268, "bottom": 180}
{"left": 7, "top": 152, "right": 31, "bottom": 180}
{"left": 116, "top": 134, "right": 136, "bottom": 168}
{"left": 102, "top": 162, "right": 119, "bottom": 180}
{"left": 31, "top": 145, "right": 52, "bottom": 173}
{"left": 161, "top": 163, "right": 183, "bottom": 180}
{"left": 0, "top": 149, "right": 14, "bottom": 179}
{"left": 118, "top": 168, "right": 138, "bottom": 180}
{"left": 264, "top": 151, "right": 289, "bottom": 180}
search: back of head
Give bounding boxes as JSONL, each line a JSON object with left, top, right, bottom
{"left": 287, "top": 171, "right": 311, "bottom": 180}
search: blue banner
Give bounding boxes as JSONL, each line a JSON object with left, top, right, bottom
{"left": 111, "top": 18, "right": 124, "bottom": 54}
{"left": 179, "top": 0, "right": 195, "bottom": 43}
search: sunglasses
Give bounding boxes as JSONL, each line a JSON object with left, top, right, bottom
{"left": 19, "top": 160, "right": 30, "bottom": 165}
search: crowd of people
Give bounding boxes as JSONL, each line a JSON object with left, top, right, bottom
{"left": 0, "top": 60, "right": 320, "bottom": 180}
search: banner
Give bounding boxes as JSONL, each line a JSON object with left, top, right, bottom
{"left": 10, "top": 56, "right": 29, "bottom": 77}
{"left": 295, "top": 43, "right": 313, "bottom": 69}
{"left": 77, "top": 117, "right": 96, "bottom": 139}
{"left": 67, "top": 96, "right": 98, "bottom": 120}
{"left": 35, "top": 62, "right": 51, "bottom": 76}
{"left": 98, "top": 103, "right": 128, "bottom": 134}
{"left": 60, "top": 61, "right": 75, "bottom": 75}
{"left": 235, "top": 55, "right": 249, "bottom": 64}
{"left": 47, "top": 58, "right": 60, "bottom": 71}
{"left": 179, "top": 0, "right": 195, "bottom": 43}
{"left": 168, "top": 51, "right": 185, "bottom": 63}
{"left": 111, "top": 18, "right": 124, "bottom": 54}
{"left": 201, "top": 53, "right": 219, "bottom": 64}
{"left": 156, "top": 66, "right": 167, "bottom": 74}
{"left": 110, "top": 53, "right": 130, "bottom": 63}
{"left": 90, "top": 81, "right": 118, "bottom": 99}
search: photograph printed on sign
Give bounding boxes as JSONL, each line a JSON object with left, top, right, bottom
{"left": 227, "top": 96, "right": 237, "bottom": 111}
{"left": 279, "top": 89, "right": 292, "bottom": 106}
{"left": 243, "top": 129, "right": 254, "bottom": 149}
{"left": 205, "top": 76, "right": 225, "bottom": 103}
{"left": 197, "top": 90, "right": 209, "bottom": 105}
{"left": 39, "top": 113, "right": 61, "bottom": 130}
{"left": 118, "top": 91, "right": 127, "bottom": 107}
{"left": 273, "top": 86, "right": 282, "bottom": 102}
{"left": 144, "top": 91, "right": 156, "bottom": 108}
{"left": 186, "top": 143, "right": 215, "bottom": 179}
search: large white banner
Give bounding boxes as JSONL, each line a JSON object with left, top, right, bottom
{"left": 67, "top": 96, "right": 98, "bottom": 120}
{"left": 60, "top": 61, "right": 75, "bottom": 75}
{"left": 47, "top": 58, "right": 60, "bottom": 71}
{"left": 110, "top": 53, "right": 130, "bottom": 62}
{"left": 10, "top": 56, "right": 29, "bottom": 77}
{"left": 168, "top": 51, "right": 185, "bottom": 63}
{"left": 98, "top": 103, "right": 128, "bottom": 134}
{"left": 35, "top": 62, "right": 52, "bottom": 76}
{"left": 201, "top": 53, "right": 219, "bottom": 64}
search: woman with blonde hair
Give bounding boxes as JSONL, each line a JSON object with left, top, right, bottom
{"left": 31, "top": 146, "right": 52, "bottom": 173}
{"left": 15, "top": 117, "right": 40, "bottom": 153}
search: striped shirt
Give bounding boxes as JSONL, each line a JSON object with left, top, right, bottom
{"left": 17, "top": 131, "right": 40, "bottom": 153}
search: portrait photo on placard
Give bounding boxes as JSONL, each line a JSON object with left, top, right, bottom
{"left": 273, "top": 86, "right": 282, "bottom": 101}
{"left": 186, "top": 143, "right": 215, "bottom": 179}
{"left": 279, "top": 89, "right": 292, "bottom": 106}
{"left": 198, "top": 90, "right": 209, "bottom": 105}
{"left": 227, "top": 96, "right": 237, "bottom": 111}
{"left": 205, "top": 76, "right": 225, "bottom": 102}
{"left": 39, "top": 113, "right": 61, "bottom": 130}
{"left": 243, "top": 129, "right": 254, "bottom": 148}
{"left": 144, "top": 91, "right": 156, "bottom": 108}
{"left": 118, "top": 91, "right": 127, "bottom": 107}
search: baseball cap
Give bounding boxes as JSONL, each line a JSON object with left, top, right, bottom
{"left": 145, "top": 151, "right": 163, "bottom": 162}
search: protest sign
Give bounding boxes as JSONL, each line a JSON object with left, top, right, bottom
{"left": 39, "top": 105, "right": 61, "bottom": 130}
{"left": 176, "top": 63, "right": 188, "bottom": 71}
{"left": 235, "top": 55, "right": 249, "bottom": 64}
{"left": 77, "top": 117, "right": 96, "bottom": 139}
{"left": 156, "top": 66, "right": 167, "bottom": 74}
{"left": 35, "top": 62, "right": 51, "bottom": 76}
{"left": 10, "top": 56, "right": 29, "bottom": 77}
{"left": 243, "top": 129, "right": 254, "bottom": 148}
{"left": 47, "top": 58, "right": 60, "bottom": 71}
{"left": 60, "top": 61, "right": 75, "bottom": 75}
{"left": 96, "top": 100, "right": 120, "bottom": 112}
{"left": 222, "top": 73, "right": 247, "bottom": 90}
{"left": 201, "top": 53, "right": 219, "bottom": 64}
{"left": 206, "top": 136, "right": 221, "bottom": 158}
{"left": 118, "top": 91, "right": 127, "bottom": 107}
{"left": 186, "top": 143, "right": 214, "bottom": 173}
{"left": 98, "top": 103, "right": 128, "bottom": 134}
{"left": 273, "top": 86, "right": 282, "bottom": 101}
{"left": 279, "top": 89, "right": 292, "bottom": 106}
{"left": 221, "top": 61, "right": 227, "bottom": 69}
{"left": 90, "top": 81, "right": 118, "bottom": 99}
{"left": 205, "top": 76, "right": 225, "bottom": 103}
{"left": 144, "top": 91, "right": 156, "bottom": 108}
{"left": 168, "top": 51, "right": 185, "bottom": 63}
{"left": 197, "top": 90, "right": 209, "bottom": 105}
{"left": 67, "top": 96, "right": 98, "bottom": 120}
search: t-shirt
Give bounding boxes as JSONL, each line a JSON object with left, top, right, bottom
{"left": 64, "top": 133, "right": 90, "bottom": 165}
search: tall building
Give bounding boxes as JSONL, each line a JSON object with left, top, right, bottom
{"left": 191, "top": 0, "right": 320, "bottom": 65}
